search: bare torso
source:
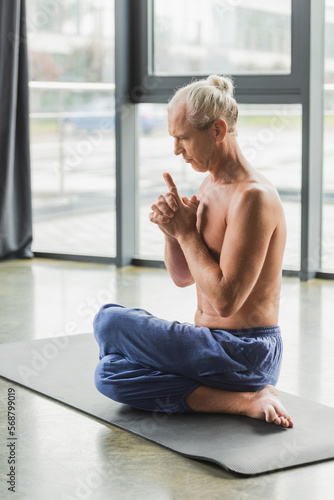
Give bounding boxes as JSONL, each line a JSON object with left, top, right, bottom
{"left": 194, "top": 171, "right": 286, "bottom": 330}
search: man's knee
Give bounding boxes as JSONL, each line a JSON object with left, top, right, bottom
{"left": 94, "top": 355, "right": 136, "bottom": 406}
{"left": 94, "top": 357, "right": 123, "bottom": 402}
{"left": 93, "top": 303, "right": 124, "bottom": 342}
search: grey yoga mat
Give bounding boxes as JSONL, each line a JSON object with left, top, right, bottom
{"left": 0, "top": 333, "right": 334, "bottom": 476}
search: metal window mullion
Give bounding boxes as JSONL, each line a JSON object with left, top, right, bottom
{"left": 115, "top": 0, "right": 137, "bottom": 267}
{"left": 300, "top": 0, "right": 325, "bottom": 280}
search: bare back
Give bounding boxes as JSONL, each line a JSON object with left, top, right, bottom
{"left": 195, "top": 169, "right": 286, "bottom": 330}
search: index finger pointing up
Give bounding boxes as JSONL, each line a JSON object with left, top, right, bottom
{"left": 163, "top": 172, "right": 181, "bottom": 200}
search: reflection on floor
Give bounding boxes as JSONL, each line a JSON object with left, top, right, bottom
{"left": 0, "top": 259, "right": 334, "bottom": 499}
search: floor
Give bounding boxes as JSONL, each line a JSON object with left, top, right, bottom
{"left": 0, "top": 259, "right": 334, "bottom": 499}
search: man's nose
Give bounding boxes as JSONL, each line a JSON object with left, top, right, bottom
{"left": 174, "top": 139, "right": 184, "bottom": 156}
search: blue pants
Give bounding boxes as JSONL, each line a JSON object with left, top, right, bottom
{"left": 94, "top": 304, "right": 283, "bottom": 414}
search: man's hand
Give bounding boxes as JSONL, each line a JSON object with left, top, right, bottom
{"left": 149, "top": 173, "right": 199, "bottom": 239}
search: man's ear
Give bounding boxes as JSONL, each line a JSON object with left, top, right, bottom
{"left": 213, "top": 119, "right": 227, "bottom": 142}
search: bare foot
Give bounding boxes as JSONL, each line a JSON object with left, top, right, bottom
{"left": 246, "top": 385, "right": 293, "bottom": 428}
{"left": 185, "top": 384, "right": 293, "bottom": 427}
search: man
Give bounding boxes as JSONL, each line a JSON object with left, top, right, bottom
{"left": 94, "top": 75, "right": 293, "bottom": 428}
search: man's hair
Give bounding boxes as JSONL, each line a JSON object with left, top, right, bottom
{"left": 167, "top": 75, "right": 238, "bottom": 133}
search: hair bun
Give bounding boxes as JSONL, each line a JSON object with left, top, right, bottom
{"left": 207, "top": 75, "right": 234, "bottom": 96}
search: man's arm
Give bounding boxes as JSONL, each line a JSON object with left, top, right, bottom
{"left": 151, "top": 174, "right": 278, "bottom": 318}
{"left": 164, "top": 235, "right": 195, "bottom": 287}
{"left": 177, "top": 188, "right": 278, "bottom": 317}
{"left": 149, "top": 173, "right": 195, "bottom": 287}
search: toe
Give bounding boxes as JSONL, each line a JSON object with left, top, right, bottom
{"left": 273, "top": 416, "right": 282, "bottom": 425}
{"left": 280, "top": 417, "right": 293, "bottom": 428}
{"left": 265, "top": 405, "right": 278, "bottom": 423}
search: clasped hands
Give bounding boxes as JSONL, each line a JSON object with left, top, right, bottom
{"left": 149, "top": 172, "right": 199, "bottom": 239}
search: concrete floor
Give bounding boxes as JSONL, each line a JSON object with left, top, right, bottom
{"left": 0, "top": 259, "right": 334, "bottom": 499}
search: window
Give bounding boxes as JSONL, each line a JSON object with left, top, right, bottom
{"left": 322, "top": 0, "right": 334, "bottom": 271}
{"left": 27, "top": 0, "right": 116, "bottom": 257}
{"left": 25, "top": 0, "right": 331, "bottom": 280}
{"left": 153, "top": 0, "right": 291, "bottom": 75}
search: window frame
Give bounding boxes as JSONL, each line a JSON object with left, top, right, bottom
{"left": 130, "top": 0, "right": 304, "bottom": 104}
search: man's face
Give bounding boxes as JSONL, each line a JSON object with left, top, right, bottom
{"left": 168, "top": 104, "right": 217, "bottom": 173}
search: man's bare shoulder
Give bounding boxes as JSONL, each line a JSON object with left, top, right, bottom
{"left": 234, "top": 177, "right": 282, "bottom": 209}
{"left": 196, "top": 171, "right": 284, "bottom": 229}
{"left": 227, "top": 178, "right": 285, "bottom": 233}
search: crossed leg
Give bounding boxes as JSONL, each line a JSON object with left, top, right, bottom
{"left": 186, "top": 384, "right": 293, "bottom": 428}
{"left": 94, "top": 304, "right": 293, "bottom": 427}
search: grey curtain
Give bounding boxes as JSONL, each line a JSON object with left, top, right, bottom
{"left": 0, "top": 0, "right": 33, "bottom": 260}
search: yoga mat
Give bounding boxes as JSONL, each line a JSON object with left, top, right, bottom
{"left": 0, "top": 333, "right": 334, "bottom": 476}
